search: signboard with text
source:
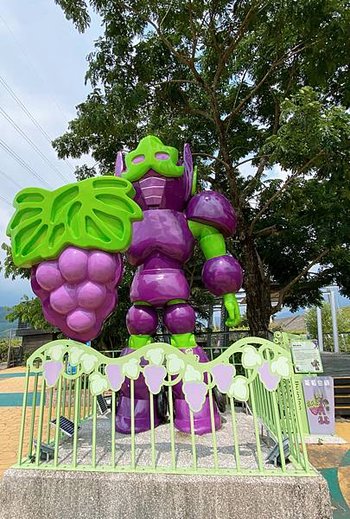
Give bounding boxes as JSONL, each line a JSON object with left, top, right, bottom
{"left": 291, "top": 341, "right": 323, "bottom": 374}
{"left": 302, "top": 376, "right": 335, "bottom": 435}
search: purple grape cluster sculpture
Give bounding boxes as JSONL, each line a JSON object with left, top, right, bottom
{"left": 31, "top": 246, "right": 122, "bottom": 342}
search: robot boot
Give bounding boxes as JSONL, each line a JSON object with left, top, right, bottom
{"left": 172, "top": 345, "right": 222, "bottom": 435}
{"left": 115, "top": 346, "right": 163, "bottom": 434}
{"left": 164, "top": 305, "right": 222, "bottom": 435}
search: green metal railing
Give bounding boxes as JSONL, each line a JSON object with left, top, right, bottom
{"left": 15, "top": 337, "right": 313, "bottom": 476}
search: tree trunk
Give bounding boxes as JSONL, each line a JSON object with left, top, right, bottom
{"left": 241, "top": 235, "right": 271, "bottom": 337}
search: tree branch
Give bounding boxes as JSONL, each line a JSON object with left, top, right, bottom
{"left": 155, "top": 78, "right": 197, "bottom": 86}
{"left": 272, "top": 248, "right": 330, "bottom": 314}
{"left": 147, "top": 16, "right": 206, "bottom": 88}
{"left": 240, "top": 155, "right": 269, "bottom": 201}
{"left": 225, "top": 43, "right": 306, "bottom": 128}
{"left": 212, "top": 2, "right": 263, "bottom": 88}
{"left": 241, "top": 98, "right": 280, "bottom": 201}
{"left": 254, "top": 225, "right": 281, "bottom": 237}
{"left": 182, "top": 106, "right": 213, "bottom": 122}
{"left": 235, "top": 155, "right": 265, "bottom": 169}
{"left": 249, "top": 150, "right": 325, "bottom": 233}
{"left": 192, "top": 152, "right": 231, "bottom": 170}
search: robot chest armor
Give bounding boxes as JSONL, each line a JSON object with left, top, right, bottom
{"left": 127, "top": 209, "right": 195, "bottom": 267}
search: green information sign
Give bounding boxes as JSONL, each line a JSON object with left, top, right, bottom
{"left": 291, "top": 341, "right": 323, "bottom": 374}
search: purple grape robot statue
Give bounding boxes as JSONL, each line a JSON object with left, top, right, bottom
{"left": 114, "top": 136, "right": 243, "bottom": 435}
{"left": 6, "top": 135, "right": 243, "bottom": 437}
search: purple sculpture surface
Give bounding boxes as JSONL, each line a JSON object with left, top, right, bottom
{"left": 31, "top": 248, "right": 122, "bottom": 342}
{"left": 114, "top": 135, "right": 243, "bottom": 435}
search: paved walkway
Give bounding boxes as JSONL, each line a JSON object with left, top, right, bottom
{"left": 0, "top": 365, "right": 350, "bottom": 519}
{"left": 307, "top": 422, "right": 350, "bottom": 518}
{"left": 0, "top": 367, "right": 29, "bottom": 476}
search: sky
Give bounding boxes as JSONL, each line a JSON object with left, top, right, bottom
{"left": 0, "top": 0, "right": 101, "bottom": 306}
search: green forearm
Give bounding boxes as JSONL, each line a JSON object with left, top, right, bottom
{"left": 189, "top": 221, "right": 241, "bottom": 327}
{"left": 188, "top": 220, "right": 226, "bottom": 260}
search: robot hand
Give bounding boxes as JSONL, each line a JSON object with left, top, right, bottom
{"left": 223, "top": 293, "right": 241, "bottom": 328}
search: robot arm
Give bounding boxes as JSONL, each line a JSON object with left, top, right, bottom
{"left": 186, "top": 191, "right": 243, "bottom": 328}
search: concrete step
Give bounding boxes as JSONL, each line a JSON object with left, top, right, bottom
{"left": 0, "top": 468, "right": 332, "bottom": 519}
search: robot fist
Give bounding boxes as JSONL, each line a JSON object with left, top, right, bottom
{"left": 223, "top": 293, "right": 241, "bottom": 328}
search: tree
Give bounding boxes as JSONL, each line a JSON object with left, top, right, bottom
{"left": 4, "top": 1, "right": 350, "bottom": 337}
{"left": 6, "top": 296, "right": 53, "bottom": 331}
{"left": 305, "top": 302, "right": 350, "bottom": 352}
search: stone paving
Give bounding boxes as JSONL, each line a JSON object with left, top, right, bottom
{"left": 0, "top": 367, "right": 28, "bottom": 477}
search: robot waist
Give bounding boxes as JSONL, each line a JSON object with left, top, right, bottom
{"left": 141, "top": 253, "right": 183, "bottom": 271}
{"left": 130, "top": 268, "right": 190, "bottom": 307}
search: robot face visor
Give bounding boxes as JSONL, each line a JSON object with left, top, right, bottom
{"left": 122, "top": 136, "right": 184, "bottom": 182}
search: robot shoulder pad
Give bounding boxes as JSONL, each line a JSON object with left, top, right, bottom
{"left": 186, "top": 191, "right": 237, "bottom": 237}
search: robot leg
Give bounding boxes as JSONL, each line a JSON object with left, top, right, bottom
{"left": 116, "top": 304, "right": 162, "bottom": 434}
{"left": 164, "top": 303, "right": 221, "bottom": 435}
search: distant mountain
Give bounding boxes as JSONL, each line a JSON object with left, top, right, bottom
{"left": 275, "top": 293, "right": 350, "bottom": 319}
{"left": 0, "top": 307, "right": 17, "bottom": 336}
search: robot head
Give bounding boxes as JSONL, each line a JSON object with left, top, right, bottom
{"left": 115, "top": 135, "right": 196, "bottom": 209}
{"left": 115, "top": 135, "right": 184, "bottom": 181}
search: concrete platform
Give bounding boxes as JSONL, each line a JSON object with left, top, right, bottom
{"left": 0, "top": 468, "right": 332, "bottom": 519}
{"left": 53, "top": 409, "right": 281, "bottom": 472}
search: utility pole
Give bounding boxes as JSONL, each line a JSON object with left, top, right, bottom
{"left": 329, "top": 287, "right": 339, "bottom": 353}
{"left": 316, "top": 306, "right": 324, "bottom": 352}
{"left": 6, "top": 328, "right": 13, "bottom": 368}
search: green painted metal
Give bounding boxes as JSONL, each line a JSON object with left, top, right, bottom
{"left": 190, "top": 410, "right": 197, "bottom": 470}
{"left": 188, "top": 221, "right": 226, "bottom": 259}
{"left": 35, "top": 379, "right": 46, "bottom": 466}
{"left": 123, "top": 135, "right": 184, "bottom": 183}
{"left": 28, "top": 373, "right": 38, "bottom": 459}
{"left": 47, "top": 387, "right": 53, "bottom": 444}
{"left": 17, "top": 366, "right": 30, "bottom": 464}
{"left": 150, "top": 396, "right": 156, "bottom": 469}
{"left": 7, "top": 176, "right": 143, "bottom": 267}
{"left": 208, "top": 385, "right": 218, "bottom": 469}
{"left": 72, "top": 380, "right": 80, "bottom": 468}
{"left": 111, "top": 391, "right": 116, "bottom": 468}
{"left": 229, "top": 396, "right": 241, "bottom": 471}
{"left": 130, "top": 379, "right": 135, "bottom": 470}
{"left": 249, "top": 374, "right": 264, "bottom": 473}
{"left": 54, "top": 376, "right": 62, "bottom": 467}
{"left": 16, "top": 336, "right": 313, "bottom": 477}
{"left": 92, "top": 395, "right": 97, "bottom": 469}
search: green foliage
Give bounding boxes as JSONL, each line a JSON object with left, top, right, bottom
{"left": 0, "top": 338, "right": 21, "bottom": 362}
{"left": 0, "top": 306, "right": 17, "bottom": 334}
{"left": 0, "top": 243, "right": 31, "bottom": 280}
{"left": 7, "top": 176, "right": 143, "bottom": 267}
{"left": 6, "top": 296, "right": 54, "bottom": 331}
{"left": 305, "top": 302, "right": 350, "bottom": 352}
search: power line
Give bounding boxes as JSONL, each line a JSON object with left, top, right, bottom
{"left": 0, "top": 138, "right": 52, "bottom": 188}
{"left": 0, "top": 105, "right": 73, "bottom": 184}
{"left": 0, "top": 193, "right": 12, "bottom": 207}
{"left": 0, "top": 14, "right": 73, "bottom": 123}
{"left": 0, "top": 168, "right": 21, "bottom": 189}
{"left": 0, "top": 74, "right": 76, "bottom": 176}
{"left": 0, "top": 74, "right": 53, "bottom": 143}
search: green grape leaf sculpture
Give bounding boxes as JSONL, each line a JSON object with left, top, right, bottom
{"left": 7, "top": 176, "right": 143, "bottom": 268}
